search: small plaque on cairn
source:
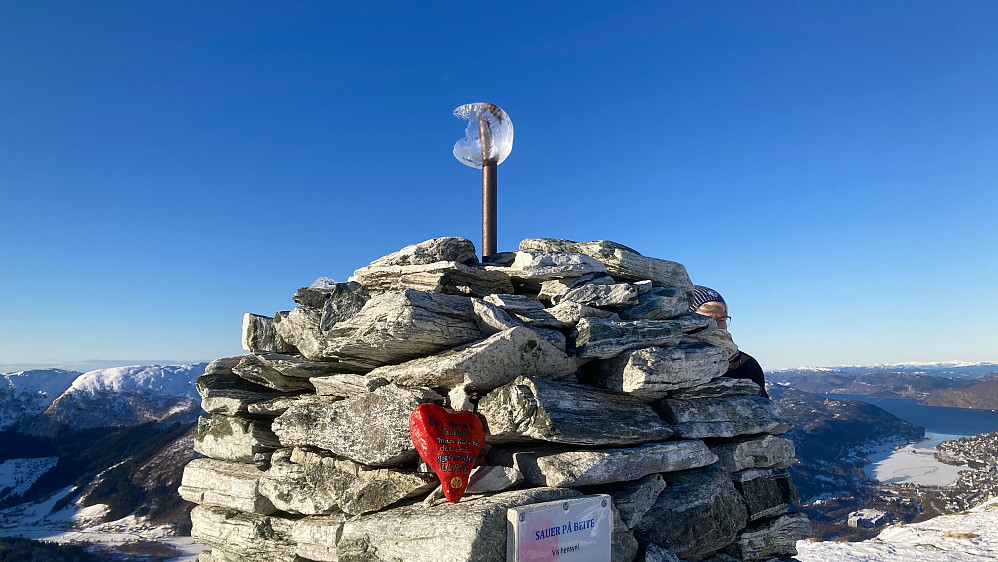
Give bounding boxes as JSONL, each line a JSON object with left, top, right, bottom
{"left": 506, "top": 495, "right": 612, "bottom": 562}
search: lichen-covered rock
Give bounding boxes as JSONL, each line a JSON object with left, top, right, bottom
{"left": 667, "top": 377, "right": 762, "bottom": 400}
{"left": 518, "top": 239, "right": 693, "bottom": 291}
{"left": 241, "top": 313, "right": 295, "bottom": 354}
{"left": 258, "top": 447, "right": 436, "bottom": 515}
{"left": 643, "top": 544, "right": 681, "bottom": 562}
{"left": 231, "top": 352, "right": 338, "bottom": 392}
{"left": 310, "top": 373, "right": 390, "bottom": 397}
{"left": 477, "top": 376, "right": 673, "bottom": 445}
{"left": 730, "top": 512, "right": 811, "bottom": 560}
{"left": 490, "top": 440, "right": 717, "bottom": 487}
{"left": 608, "top": 473, "right": 667, "bottom": 529}
{"left": 560, "top": 282, "right": 639, "bottom": 310}
{"left": 271, "top": 384, "right": 443, "bottom": 466}
{"left": 571, "top": 318, "right": 682, "bottom": 359}
{"left": 612, "top": 502, "right": 640, "bottom": 562}
{"left": 619, "top": 287, "right": 689, "bottom": 321}
{"left": 359, "top": 237, "right": 479, "bottom": 269}
{"left": 538, "top": 273, "right": 614, "bottom": 304}
{"left": 179, "top": 458, "right": 276, "bottom": 514}
{"left": 336, "top": 487, "right": 581, "bottom": 562}
{"left": 365, "top": 327, "right": 575, "bottom": 392}
{"left": 496, "top": 251, "right": 608, "bottom": 281}
{"left": 293, "top": 514, "right": 348, "bottom": 562}
{"left": 509, "top": 300, "right": 619, "bottom": 330}
{"left": 682, "top": 327, "right": 738, "bottom": 362}
{"left": 654, "top": 396, "right": 792, "bottom": 439}
{"left": 194, "top": 415, "right": 281, "bottom": 466}
{"left": 317, "top": 290, "right": 486, "bottom": 367}
{"left": 634, "top": 465, "right": 748, "bottom": 560}
{"left": 594, "top": 343, "right": 727, "bottom": 400}
{"left": 730, "top": 468, "right": 800, "bottom": 521}
{"left": 190, "top": 505, "right": 296, "bottom": 562}
{"left": 196, "top": 372, "right": 284, "bottom": 416}
{"left": 351, "top": 260, "right": 514, "bottom": 298}
{"left": 709, "top": 435, "right": 796, "bottom": 473}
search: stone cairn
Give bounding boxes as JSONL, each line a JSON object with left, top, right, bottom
{"left": 180, "top": 237, "right": 811, "bottom": 562}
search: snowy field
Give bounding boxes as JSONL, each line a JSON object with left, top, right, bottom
{"left": 797, "top": 496, "right": 998, "bottom": 561}
{"left": 864, "top": 434, "right": 967, "bottom": 486}
{"left": 0, "top": 484, "right": 206, "bottom": 561}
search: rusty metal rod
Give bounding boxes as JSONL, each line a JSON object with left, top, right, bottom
{"left": 482, "top": 162, "right": 497, "bottom": 257}
{"left": 478, "top": 112, "right": 497, "bottom": 258}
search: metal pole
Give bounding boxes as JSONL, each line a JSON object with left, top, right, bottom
{"left": 482, "top": 162, "right": 497, "bottom": 257}
{"left": 478, "top": 113, "right": 497, "bottom": 258}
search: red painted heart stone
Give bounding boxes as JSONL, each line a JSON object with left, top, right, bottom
{"left": 408, "top": 403, "right": 485, "bottom": 503}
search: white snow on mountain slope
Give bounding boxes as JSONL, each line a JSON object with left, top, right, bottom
{"left": 27, "top": 363, "right": 209, "bottom": 434}
{"left": 0, "top": 457, "right": 60, "bottom": 500}
{"left": 772, "top": 361, "right": 998, "bottom": 378}
{"left": 796, "top": 496, "right": 998, "bottom": 561}
{"left": 0, "top": 369, "right": 81, "bottom": 431}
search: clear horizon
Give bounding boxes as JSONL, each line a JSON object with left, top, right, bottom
{"left": 2, "top": 2, "right": 996, "bottom": 370}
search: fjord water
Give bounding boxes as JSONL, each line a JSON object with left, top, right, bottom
{"left": 823, "top": 394, "right": 998, "bottom": 438}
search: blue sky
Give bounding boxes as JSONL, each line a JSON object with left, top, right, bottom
{"left": 1, "top": 2, "right": 996, "bottom": 370}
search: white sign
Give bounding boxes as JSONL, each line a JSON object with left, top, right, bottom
{"left": 506, "top": 494, "right": 612, "bottom": 562}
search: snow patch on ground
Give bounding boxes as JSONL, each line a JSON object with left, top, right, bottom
{"left": 864, "top": 435, "right": 967, "bottom": 486}
{"left": 0, "top": 486, "right": 207, "bottom": 561}
{"left": 0, "top": 457, "right": 59, "bottom": 499}
{"left": 797, "top": 496, "right": 998, "bottom": 561}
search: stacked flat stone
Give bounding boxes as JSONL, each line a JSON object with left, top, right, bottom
{"left": 180, "top": 237, "right": 810, "bottom": 562}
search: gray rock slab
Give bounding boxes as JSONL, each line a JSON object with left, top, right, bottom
{"left": 319, "top": 290, "right": 486, "bottom": 367}
{"left": 351, "top": 261, "right": 514, "bottom": 298}
{"left": 491, "top": 440, "right": 717, "bottom": 487}
{"left": 667, "top": 377, "right": 762, "bottom": 399}
{"left": 681, "top": 327, "right": 738, "bottom": 363}
{"left": 538, "top": 273, "right": 614, "bottom": 304}
{"left": 291, "top": 281, "right": 371, "bottom": 332}
{"left": 571, "top": 318, "right": 682, "bottom": 359}
{"left": 293, "top": 514, "right": 348, "bottom": 562}
{"left": 366, "top": 327, "right": 575, "bottom": 393}
{"left": 612, "top": 503, "right": 639, "bottom": 562}
{"left": 495, "top": 251, "right": 608, "bottom": 281}
{"left": 731, "top": 468, "right": 800, "bottom": 521}
{"left": 423, "top": 465, "right": 524, "bottom": 505}
{"left": 190, "top": 505, "right": 296, "bottom": 562}
{"left": 633, "top": 464, "right": 748, "bottom": 561}
{"left": 560, "top": 282, "right": 639, "bottom": 310}
{"left": 595, "top": 343, "right": 727, "bottom": 400}
{"left": 674, "top": 313, "right": 713, "bottom": 333}
{"left": 482, "top": 293, "right": 545, "bottom": 313}
{"left": 361, "top": 237, "right": 479, "bottom": 268}
{"left": 259, "top": 447, "right": 437, "bottom": 516}
{"left": 179, "top": 458, "right": 276, "bottom": 514}
{"left": 310, "top": 373, "right": 390, "bottom": 397}
{"left": 643, "top": 544, "right": 680, "bottom": 562}
{"left": 271, "top": 384, "right": 443, "bottom": 466}
{"left": 654, "top": 396, "right": 792, "bottom": 439}
{"left": 518, "top": 239, "right": 693, "bottom": 291}
{"left": 196, "top": 372, "right": 284, "bottom": 417}
{"left": 531, "top": 327, "right": 567, "bottom": 351}
{"left": 336, "top": 487, "right": 581, "bottom": 562}
{"left": 471, "top": 297, "right": 521, "bottom": 334}
{"left": 194, "top": 415, "right": 281, "bottom": 465}
{"left": 204, "top": 356, "right": 242, "bottom": 376}
{"left": 731, "top": 512, "right": 812, "bottom": 560}
{"left": 242, "top": 313, "right": 295, "bottom": 354}
{"left": 273, "top": 306, "right": 325, "bottom": 360}
{"left": 477, "top": 376, "right": 673, "bottom": 445}
{"left": 709, "top": 435, "right": 796, "bottom": 473}
{"left": 511, "top": 301, "right": 619, "bottom": 330}
{"left": 246, "top": 394, "right": 313, "bottom": 417}
{"left": 608, "top": 473, "right": 667, "bottom": 529}
{"left": 618, "top": 287, "right": 689, "bottom": 321}
{"left": 231, "top": 353, "right": 333, "bottom": 392}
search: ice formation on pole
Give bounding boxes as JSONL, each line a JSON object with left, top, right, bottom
{"left": 452, "top": 103, "right": 513, "bottom": 168}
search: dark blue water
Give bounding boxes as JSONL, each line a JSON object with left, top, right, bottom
{"left": 821, "top": 394, "right": 998, "bottom": 438}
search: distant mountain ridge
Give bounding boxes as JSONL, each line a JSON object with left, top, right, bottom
{"left": 1, "top": 364, "right": 208, "bottom": 435}
{"left": 771, "top": 361, "right": 998, "bottom": 379}
{"left": 921, "top": 379, "right": 998, "bottom": 410}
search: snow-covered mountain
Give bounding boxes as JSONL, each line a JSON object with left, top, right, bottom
{"left": 772, "top": 361, "right": 998, "bottom": 379}
{"left": 0, "top": 370, "right": 81, "bottom": 431}
{"left": 0, "top": 364, "right": 208, "bottom": 436}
